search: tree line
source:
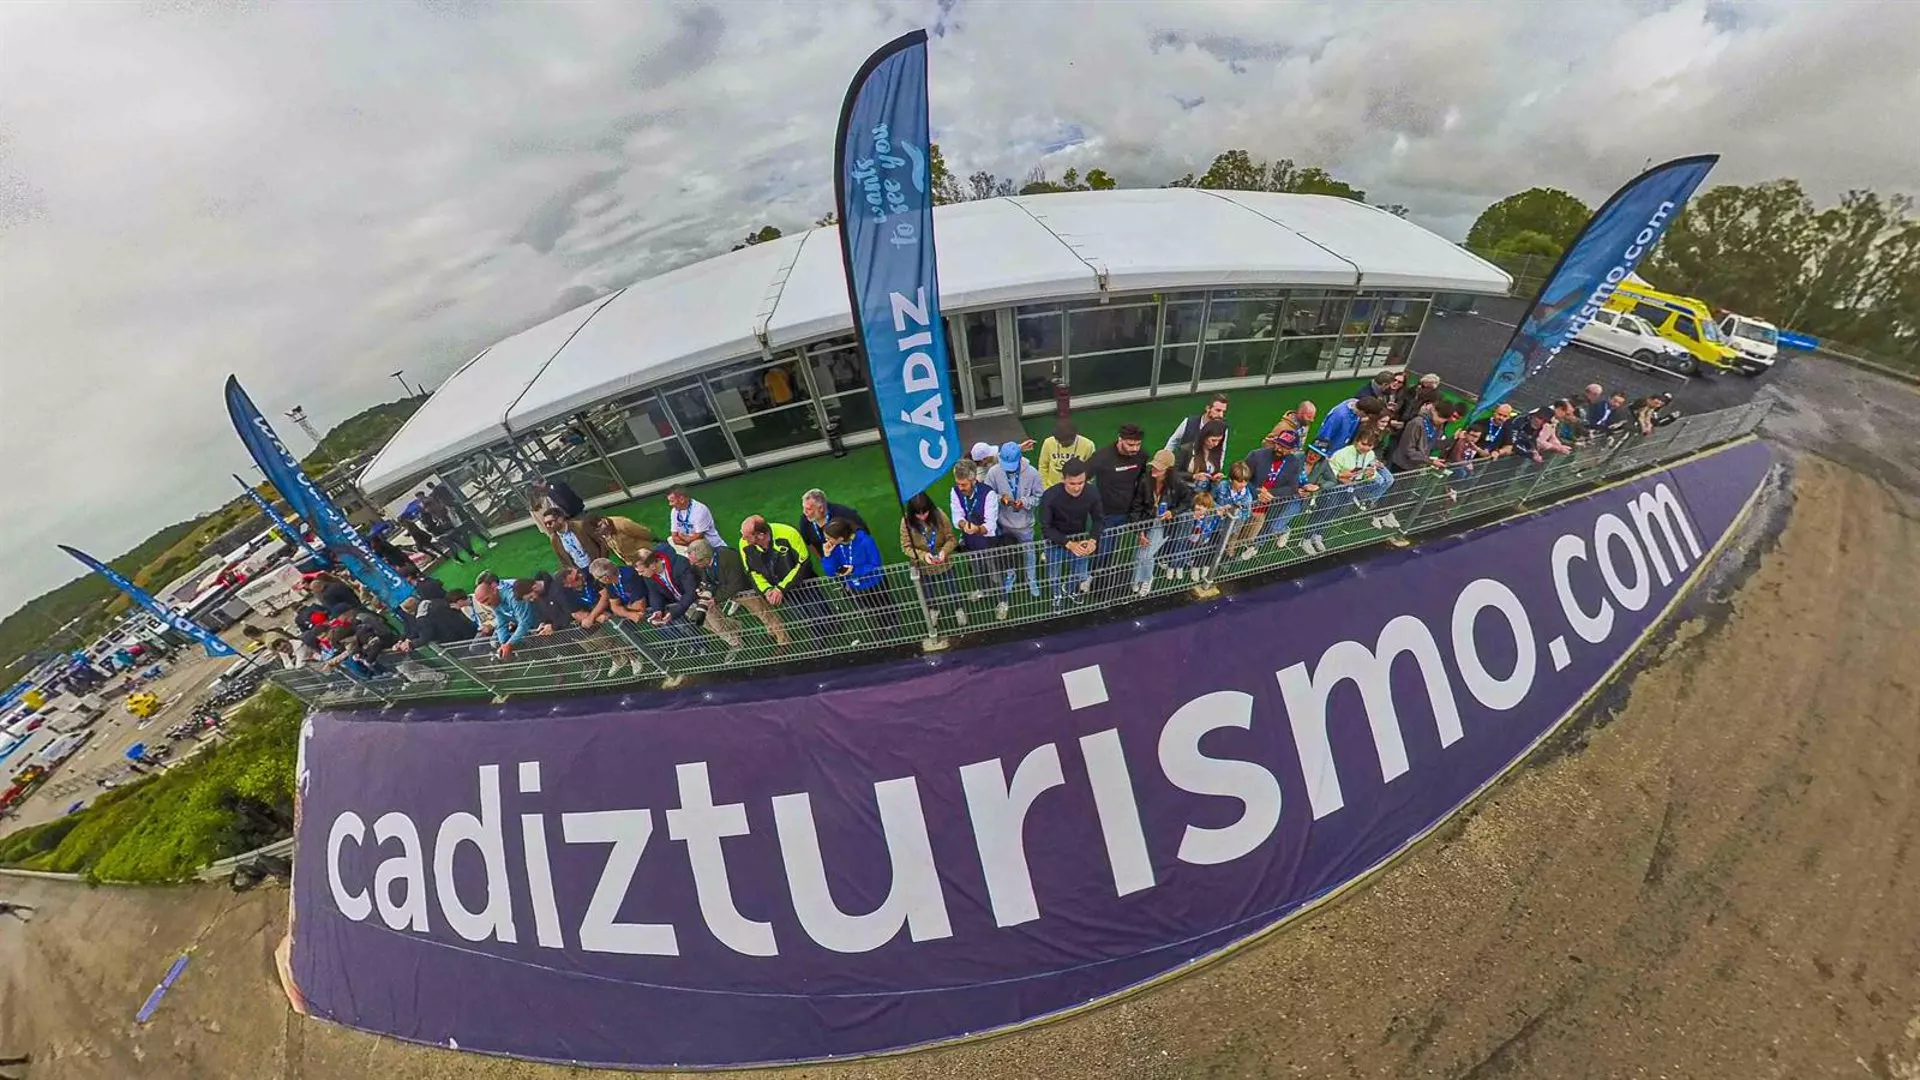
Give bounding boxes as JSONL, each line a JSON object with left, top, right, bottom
{"left": 1467, "top": 182, "right": 1918, "bottom": 362}
{"left": 731, "top": 146, "right": 1398, "bottom": 250}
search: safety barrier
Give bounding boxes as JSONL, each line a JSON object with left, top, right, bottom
{"left": 273, "top": 402, "right": 1771, "bottom": 708}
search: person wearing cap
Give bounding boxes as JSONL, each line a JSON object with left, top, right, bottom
{"left": 1038, "top": 419, "right": 1095, "bottom": 489}
{"left": 1127, "top": 449, "right": 1194, "bottom": 595}
{"left": 1236, "top": 424, "right": 1316, "bottom": 558}
{"left": 797, "top": 488, "right": 869, "bottom": 562}
{"left": 1300, "top": 429, "right": 1391, "bottom": 555}
{"left": 985, "top": 440, "right": 1046, "bottom": 604}
{"left": 1087, "top": 423, "right": 1148, "bottom": 595}
{"left": 1037, "top": 457, "right": 1103, "bottom": 610}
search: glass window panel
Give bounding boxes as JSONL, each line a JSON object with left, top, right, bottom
{"left": 942, "top": 317, "right": 964, "bottom": 413}
{"left": 1021, "top": 358, "right": 1058, "bottom": 403}
{"left": 1200, "top": 338, "right": 1275, "bottom": 382}
{"left": 960, "top": 311, "right": 1005, "bottom": 410}
{"left": 1158, "top": 343, "right": 1197, "bottom": 389}
{"left": 1204, "top": 294, "right": 1280, "bottom": 341}
{"left": 1383, "top": 334, "right": 1417, "bottom": 367}
{"left": 546, "top": 456, "right": 624, "bottom": 501}
{"left": 805, "top": 339, "right": 867, "bottom": 396}
{"left": 731, "top": 402, "right": 822, "bottom": 458}
{"left": 1162, "top": 299, "right": 1206, "bottom": 345}
{"left": 682, "top": 426, "right": 734, "bottom": 469}
{"left": 1070, "top": 348, "right": 1154, "bottom": 397}
{"left": 1068, "top": 303, "right": 1157, "bottom": 354}
{"left": 706, "top": 357, "right": 811, "bottom": 417}
{"left": 597, "top": 393, "right": 674, "bottom": 454}
{"left": 1343, "top": 296, "right": 1378, "bottom": 338}
{"left": 1375, "top": 296, "right": 1429, "bottom": 335}
{"left": 822, "top": 390, "right": 878, "bottom": 435}
{"left": 1016, "top": 305, "right": 1063, "bottom": 360}
{"left": 1280, "top": 292, "right": 1349, "bottom": 337}
{"left": 1271, "top": 336, "right": 1336, "bottom": 378}
{"left": 606, "top": 439, "right": 694, "bottom": 491}
{"left": 664, "top": 382, "right": 717, "bottom": 430}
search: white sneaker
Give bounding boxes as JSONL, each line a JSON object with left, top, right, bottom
{"left": 1380, "top": 512, "right": 1402, "bottom": 529}
{"left": 1369, "top": 515, "right": 1384, "bottom": 529}
{"left": 629, "top": 658, "right": 646, "bottom": 676}
{"left": 1307, "top": 535, "right": 1326, "bottom": 554}
{"left": 968, "top": 589, "right": 985, "bottom": 601}
{"left": 995, "top": 600, "right": 1010, "bottom": 620}
{"left": 1272, "top": 528, "right": 1292, "bottom": 549}
{"left": 927, "top": 608, "right": 940, "bottom": 627}
{"left": 955, "top": 608, "right": 969, "bottom": 627}
{"left": 1134, "top": 582, "right": 1151, "bottom": 597}
{"left": 1077, "top": 578, "right": 1092, "bottom": 594}
{"left": 487, "top": 541, "right": 499, "bottom": 549}
{"left": 1163, "top": 567, "right": 1177, "bottom": 580}
{"left": 1239, "top": 545, "right": 1258, "bottom": 561}
{"left": 1188, "top": 567, "right": 1202, "bottom": 582}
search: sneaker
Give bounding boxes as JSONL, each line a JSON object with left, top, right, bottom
{"left": 1028, "top": 588, "right": 1042, "bottom": 599}
{"left": 487, "top": 541, "right": 499, "bottom": 549}
{"left": 1307, "top": 535, "right": 1326, "bottom": 554}
{"left": 1133, "top": 581, "right": 1151, "bottom": 597}
{"left": 1188, "top": 566, "right": 1202, "bottom": 582}
{"left": 995, "top": 600, "right": 1009, "bottom": 620}
{"left": 927, "top": 608, "right": 940, "bottom": 628}
{"left": 955, "top": 608, "right": 969, "bottom": 627}
{"left": 1239, "top": 545, "right": 1259, "bottom": 561}
{"left": 1052, "top": 596, "right": 1064, "bottom": 612}
{"left": 1380, "top": 512, "right": 1402, "bottom": 529}
{"left": 1077, "top": 578, "right": 1092, "bottom": 595}
{"left": 968, "top": 590, "right": 985, "bottom": 601}
{"left": 1070, "top": 588, "right": 1087, "bottom": 606}
{"left": 629, "top": 657, "right": 647, "bottom": 676}
{"left": 1272, "top": 528, "right": 1292, "bottom": 549}
{"left": 1369, "top": 515, "right": 1385, "bottom": 529}
{"left": 1163, "top": 566, "right": 1178, "bottom": 580}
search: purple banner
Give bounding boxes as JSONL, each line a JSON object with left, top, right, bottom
{"left": 291, "top": 440, "right": 1772, "bottom": 1068}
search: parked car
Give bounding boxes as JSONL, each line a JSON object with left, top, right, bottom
{"left": 1573, "top": 309, "right": 1698, "bottom": 376}
{"left": 1718, "top": 312, "right": 1779, "bottom": 375}
{"left": 1604, "top": 279, "right": 1743, "bottom": 373}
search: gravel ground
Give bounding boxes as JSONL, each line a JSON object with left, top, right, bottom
{"left": 1, "top": 357, "right": 1916, "bottom": 1080}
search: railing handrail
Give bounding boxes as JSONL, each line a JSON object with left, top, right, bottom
{"left": 272, "top": 402, "right": 1772, "bottom": 710}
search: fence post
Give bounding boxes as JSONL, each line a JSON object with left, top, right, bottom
{"left": 426, "top": 643, "right": 502, "bottom": 698}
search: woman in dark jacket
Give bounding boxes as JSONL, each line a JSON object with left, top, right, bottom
{"left": 1128, "top": 449, "right": 1194, "bottom": 595}
{"left": 1177, "top": 420, "right": 1230, "bottom": 490}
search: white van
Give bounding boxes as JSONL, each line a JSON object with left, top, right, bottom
{"left": 1572, "top": 308, "right": 1698, "bottom": 376}
{"left": 1718, "top": 313, "right": 1778, "bottom": 374}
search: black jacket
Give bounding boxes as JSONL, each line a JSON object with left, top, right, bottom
{"left": 1038, "top": 483, "right": 1105, "bottom": 546}
{"left": 1087, "top": 443, "right": 1149, "bottom": 517}
{"left": 1128, "top": 471, "right": 1194, "bottom": 522}
{"left": 407, "top": 600, "right": 478, "bottom": 646}
{"left": 1388, "top": 413, "right": 1440, "bottom": 473}
{"left": 1242, "top": 447, "right": 1309, "bottom": 502}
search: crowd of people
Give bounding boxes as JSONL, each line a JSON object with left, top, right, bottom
{"left": 270, "top": 374, "right": 1680, "bottom": 683}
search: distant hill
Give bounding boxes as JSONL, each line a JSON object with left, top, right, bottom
{"left": 0, "top": 395, "right": 424, "bottom": 680}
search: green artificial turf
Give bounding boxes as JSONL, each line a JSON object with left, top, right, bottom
{"left": 432, "top": 378, "right": 1381, "bottom": 591}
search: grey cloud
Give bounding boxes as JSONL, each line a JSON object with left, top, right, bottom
{"left": 2, "top": 0, "right": 1916, "bottom": 618}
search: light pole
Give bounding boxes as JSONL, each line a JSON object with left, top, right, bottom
{"left": 390, "top": 370, "right": 416, "bottom": 398}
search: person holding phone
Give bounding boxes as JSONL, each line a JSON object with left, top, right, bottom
{"left": 1300, "top": 430, "right": 1389, "bottom": 555}
{"left": 901, "top": 492, "right": 965, "bottom": 628}
{"left": 822, "top": 517, "right": 896, "bottom": 637}
{"left": 1038, "top": 458, "right": 1104, "bottom": 610}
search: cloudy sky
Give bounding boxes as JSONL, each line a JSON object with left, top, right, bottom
{"left": 1, "top": 0, "right": 1915, "bottom": 617}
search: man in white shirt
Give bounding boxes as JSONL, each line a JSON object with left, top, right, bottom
{"left": 664, "top": 487, "right": 725, "bottom": 555}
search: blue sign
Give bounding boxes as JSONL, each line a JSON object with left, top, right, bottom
{"left": 59, "top": 545, "right": 238, "bottom": 658}
{"left": 833, "top": 30, "right": 960, "bottom": 505}
{"left": 224, "top": 376, "right": 414, "bottom": 610}
{"left": 1475, "top": 155, "right": 1718, "bottom": 416}
{"left": 234, "top": 473, "right": 327, "bottom": 565}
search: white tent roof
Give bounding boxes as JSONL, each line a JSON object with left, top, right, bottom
{"left": 361, "top": 189, "right": 1508, "bottom": 492}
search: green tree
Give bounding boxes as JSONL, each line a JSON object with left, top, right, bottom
{"left": 968, "top": 170, "right": 1016, "bottom": 201}
{"left": 731, "top": 224, "right": 782, "bottom": 251}
{"left": 813, "top": 210, "right": 838, "bottom": 227}
{"left": 1084, "top": 168, "right": 1116, "bottom": 191}
{"left": 928, "top": 142, "right": 965, "bottom": 206}
{"left": 1491, "top": 229, "right": 1564, "bottom": 261}
{"left": 1465, "top": 188, "right": 1592, "bottom": 256}
{"left": 1641, "top": 180, "right": 1818, "bottom": 319}
{"left": 1166, "top": 150, "right": 1365, "bottom": 200}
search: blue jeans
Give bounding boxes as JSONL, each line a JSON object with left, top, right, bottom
{"left": 1356, "top": 465, "right": 1394, "bottom": 505}
{"left": 919, "top": 566, "right": 962, "bottom": 609}
{"left": 1262, "top": 497, "right": 1308, "bottom": 537}
{"left": 1002, "top": 524, "right": 1040, "bottom": 596}
{"left": 1131, "top": 523, "right": 1169, "bottom": 586}
{"left": 1048, "top": 542, "right": 1092, "bottom": 598}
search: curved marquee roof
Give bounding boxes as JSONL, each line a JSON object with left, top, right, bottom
{"left": 361, "top": 189, "right": 1510, "bottom": 492}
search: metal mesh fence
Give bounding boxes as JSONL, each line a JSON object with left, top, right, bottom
{"left": 273, "top": 402, "right": 1771, "bottom": 708}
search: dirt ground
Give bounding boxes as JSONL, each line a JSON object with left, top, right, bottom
{"left": 3, "top": 360, "right": 1917, "bottom": 1079}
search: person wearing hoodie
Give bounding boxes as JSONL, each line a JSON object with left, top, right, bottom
{"left": 1128, "top": 449, "right": 1194, "bottom": 594}
{"left": 985, "top": 440, "right": 1046, "bottom": 603}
